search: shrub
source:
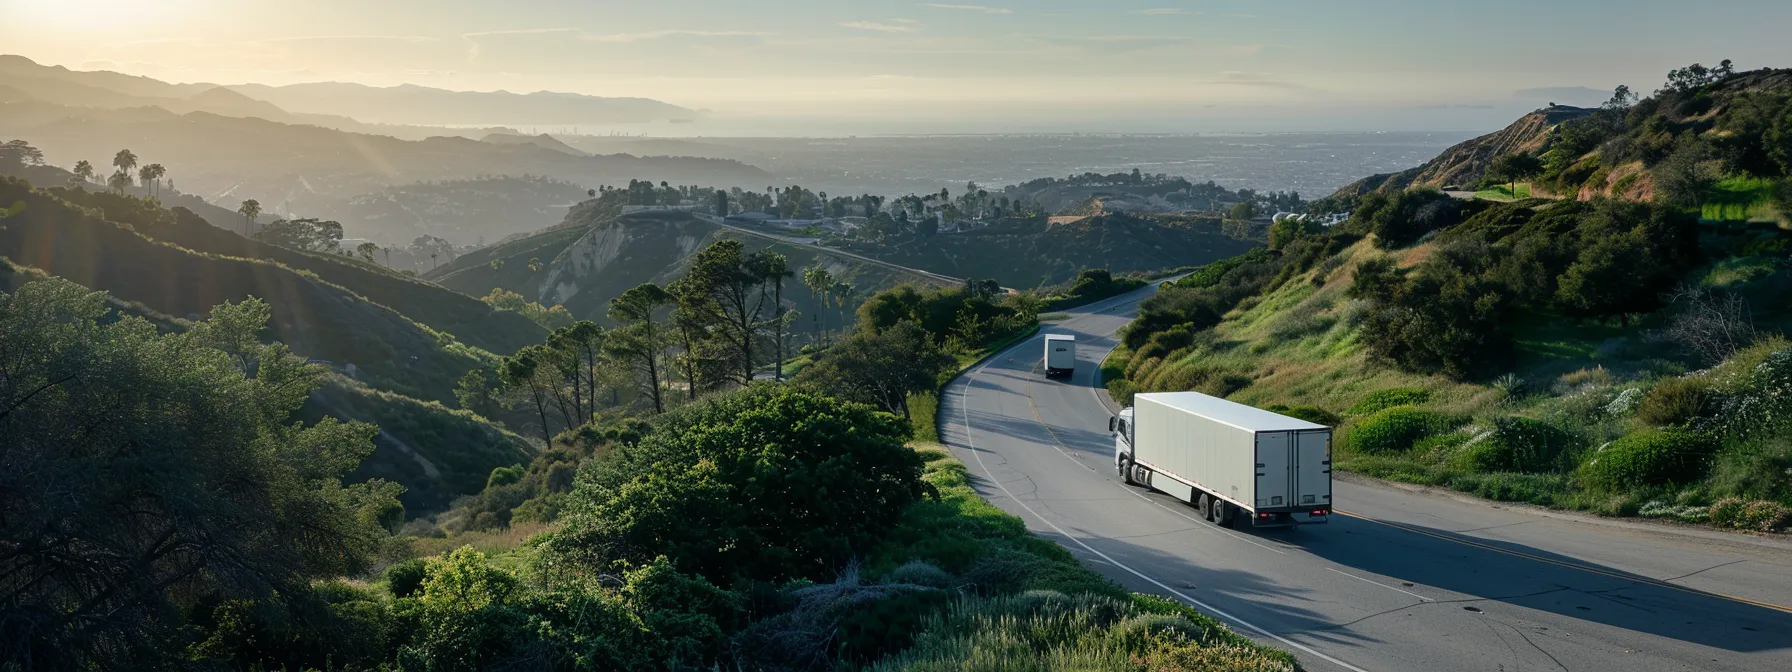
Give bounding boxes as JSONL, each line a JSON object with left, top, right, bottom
{"left": 888, "top": 561, "right": 954, "bottom": 588}
{"left": 1348, "top": 387, "right": 1432, "bottom": 415}
{"left": 1706, "top": 437, "right": 1792, "bottom": 503}
{"left": 1578, "top": 430, "right": 1716, "bottom": 491}
{"left": 1265, "top": 404, "right": 1341, "bottom": 427}
{"left": 1346, "top": 406, "right": 1445, "bottom": 454}
{"left": 543, "top": 384, "right": 926, "bottom": 585}
{"left": 1636, "top": 377, "right": 1715, "bottom": 427}
{"left": 1456, "top": 417, "right": 1577, "bottom": 473}
{"left": 386, "top": 558, "right": 430, "bottom": 598}
{"left": 485, "top": 465, "right": 524, "bottom": 489}
{"left": 1708, "top": 497, "right": 1792, "bottom": 532}
{"left": 1107, "top": 378, "right": 1139, "bottom": 406}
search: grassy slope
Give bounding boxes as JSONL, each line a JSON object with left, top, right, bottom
{"left": 1118, "top": 232, "right": 1792, "bottom": 521}
{"left": 0, "top": 178, "right": 493, "bottom": 404}
{"left": 94, "top": 195, "right": 548, "bottom": 355}
{"left": 2, "top": 256, "right": 534, "bottom": 518}
{"left": 436, "top": 208, "right": 949, "bottom": 327}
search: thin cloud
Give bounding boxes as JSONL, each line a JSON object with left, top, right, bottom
{"left": 1223, "top": 44, "right": 1287, "bottom": 56}
{"left": 841, "top": 21, "right": 920, "bottom": 33}
{"left": 922, "top": 4, "right": 1014, "bottom": 14}
{"left": 1131, "top": 8, "right": 1196, "bottom": 15}
{"left": 581, "top": 30, "right": 767, "bottom": 43}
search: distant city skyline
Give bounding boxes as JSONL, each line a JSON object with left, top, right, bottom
{"left": 5, "top": 0, "right": 1788, "bottom": 133}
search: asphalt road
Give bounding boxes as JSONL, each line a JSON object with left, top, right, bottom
{"left": 941, "top": 281, "right": 1792, "bottom": 672}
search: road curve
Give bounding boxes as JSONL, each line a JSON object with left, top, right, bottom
{"left": 940, "top": 281, "right": 1792, "bottom": 672}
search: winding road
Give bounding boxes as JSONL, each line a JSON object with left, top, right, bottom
{"left": 940, "top": 282, "right": 1792, "bottom": 672}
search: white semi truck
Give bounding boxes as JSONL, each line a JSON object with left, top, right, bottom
{"left": 1110, "top": 392, "right": 1332, "bottom": 527}
{"left": 1044, "top": 334, "right": 1076, "bottom": 377}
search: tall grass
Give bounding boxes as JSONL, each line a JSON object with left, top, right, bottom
{"left": 1701, "top": 176, "right": 1778, "bottom": 222}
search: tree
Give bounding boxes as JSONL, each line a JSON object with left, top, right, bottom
{"left": 72, "top": 159, "right": 94, "bottom": 184}
{"left": 608, "top": 283, "right": 674, "bottom": 413}
{"left": 111, "top": 148, "right": 138, "bottom": 182}
{"left": 544, "top": 384, "right": 925, "bottom": 585}
{"left": 713, "top": 189, "right": 728, "bottom": 217}
{"left": 455, "top": 367, "right": 503, "bottom": 419}
{"left": 794, "top": 321, "right": 954, "bottom": 419}
{"left": 548, "top": 321, "right": 607, "bottom": 423}
{"left": 0, "top": 139, "right": 44, "bottom": 168}
{"left": 683, "top": 241, "right": 766, "bottom": 385}
{"left": 138, "top": 163, "right": 166, "bottom": 199}
{"left": 0, "top": 280, "right": 399, "bottom": 667}
{"left": 254, "top": 218, "right": 345, "bottom": 252}
{"left": 501, "top": 346, "right": 559, "bottom": 443}
{"left": 106, "top": 170, "right": 133, "bottom": 195}
{"left": 746, "top": 251, "right": 792, "bottom": 380}
{"left": 667, "top": 277, "right": 715, "bottom": 400}
{"left": 802, "top": 266, "right": 833, "bottom": 346}
{"left": 1229, "top": 201, "right": 1258, "bottom": 220}
{"left": 238, "top": 199, "right": 261, "bottom": 236}
{"left": 356, "top": 241, "right": 380, "bottom": 263}
{"left": 1486, "top": 153, "right": 1544, "bottom": 198}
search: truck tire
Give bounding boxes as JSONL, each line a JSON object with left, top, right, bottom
{"left": 1196, "top": 494, "right": 1213, "bottom": 521}
{"left": 1214, "top": 502, "right": 1231, "bottom": 527}
{"left": 1118, "top": 455, "right": 1136, "bottom": 485}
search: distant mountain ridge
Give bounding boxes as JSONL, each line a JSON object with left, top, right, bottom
{"left": 227, "top": 81, "right": 698, "bottom": 126}
{"left": 0, "top": 54, "right": 697, "bottom": 136}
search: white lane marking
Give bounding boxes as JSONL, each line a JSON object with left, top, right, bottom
{"left": 1326, "top": 567, "right": 1434, "bottom": 603}
{"left": 956, "top": 357, "right": 1372, "bottom": 672}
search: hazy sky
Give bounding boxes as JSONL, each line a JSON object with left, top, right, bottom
{"left": 6, "top": 0, "right": 1791, "bottom": 133}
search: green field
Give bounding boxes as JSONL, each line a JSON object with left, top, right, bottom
{"left": 1475, "top": 183, "right": 1534, "bottom": 201}
{"left": 1701, "top": 176, "right": 1779, "bottom": 222}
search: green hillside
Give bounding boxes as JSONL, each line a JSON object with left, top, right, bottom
{"left": 432, "top": 199, "right": 952, "bottom": 328}
{"left": 1111, "top": 66, "right": 1792, "bottom": 531}
{"left": 0, "top": 176, "right": 496, "bottom": 403}
{"left": 829, "top": 212, "right": 1263, "bottom": 288}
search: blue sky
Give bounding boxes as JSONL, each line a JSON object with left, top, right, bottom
{"left": 5, "top": 0, "right": 1790, "bottom": 133}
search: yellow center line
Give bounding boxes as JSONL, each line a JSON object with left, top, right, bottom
{"left": 1333, "top": 509, "right": 1792, "bottom": 615}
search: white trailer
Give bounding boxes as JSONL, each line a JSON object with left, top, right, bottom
{"left": 1043, "top": 334, "right": 1076, "bottom": 377}
{"left": 1110, "top": 392, "right": 1332, "bottom": 527}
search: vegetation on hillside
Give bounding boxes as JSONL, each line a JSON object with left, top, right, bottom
{"left": 1106, "top": 63, "right": 1792, "bottom": 532}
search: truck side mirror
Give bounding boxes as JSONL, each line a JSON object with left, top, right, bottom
{"left": 1108, "top": 416, "right": 1116, "bottom": 432}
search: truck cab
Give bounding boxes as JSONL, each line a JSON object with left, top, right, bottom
{"left": 1109, "top": 408, "right": 1135, "bottom": 476}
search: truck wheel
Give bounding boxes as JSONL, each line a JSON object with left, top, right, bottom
{"left": 1196, "top": 494, "right": 1213, "bottom": 521}
{"left": 1118, "top": 455, "right": 1136, "bottom": 485}
{"left": 1214, "top": 502, "right": 1231, "bottom": 526}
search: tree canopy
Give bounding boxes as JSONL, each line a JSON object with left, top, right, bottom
{"left": 0, "top": 279, "right": 400, "bottom": 667}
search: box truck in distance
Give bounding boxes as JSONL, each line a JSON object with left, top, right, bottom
{"left": 1044, "top": 334, "right": 1076, "bottom": 377}
{"left": 1110, "top": 392, "right": 1331, "bottom": 527}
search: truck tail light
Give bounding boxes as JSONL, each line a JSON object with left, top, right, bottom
{"left": 1311, "top": 510, "right": 1328, "bottom": 516}
{"left": 1258, "top": 513, "right": 1271, "bottom": 518}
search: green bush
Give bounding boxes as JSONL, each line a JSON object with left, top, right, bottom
{"left": 1708, "top": 497, "right": 1792, "bottom": 532}
{"left": 1456, "top": 417, "right": 1577, "bottom": 473}
{"left": 1348, "top": 387, "right": 1432, "bottom": 415}
{"left": 1707, "top": 437, "right": 1792, "bottom": 504}
{"left": 386, "top": 558, "right": 430, "bottom": 599}
{"left": 544, "top": 385, "right": 926, "bottom": 585}
{"left": 1107, "top": 378, "right": 1139, "bottom": 406}
{"left": 485, "top": 465, "right": 524, "bottom": 489}
{"left": 1264, "top": 404, "right": 1341, "bottom": 427}
{"left": 1636, "top": 377, "right": 1715, "bottom": 427}
{"left": 1345, "top": 406, "right": 1444, "bottom": 454}
{"left": 1578, "top": 430, "right": 1716, "bottom": 491}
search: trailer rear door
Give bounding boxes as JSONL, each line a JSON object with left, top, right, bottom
{"left": 1295, "top": 430, "right": 1332, "bottom": 509}
{"left": 1253, "top": 431, "right": 1290, "bottom": 510}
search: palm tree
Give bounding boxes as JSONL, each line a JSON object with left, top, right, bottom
{"left": 72, "top": 160, "right": 94, "bottom": 184}
{"left": 112, "top": 149, "right": 137, "bottom": 186}
{"left": 237, "top": 199, "right": 261, "bottom": 236}
{"left": 803, "top": 266, "right": 832, "bottom": 346}
{"left": 831, "top": 281, "right": 855, "bottom": 338}
{"left": 144, "top": 164, "right": 166, "bottom": 199}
